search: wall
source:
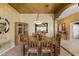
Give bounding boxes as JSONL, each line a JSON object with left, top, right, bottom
{"left": 0, "top": 3, "right": 23, "bottom": 55}
{"left": 20, "top": 14, "right": 54, "bottom": 37}
{"left": 0, "top": 3, "right": 20, "bottom": 43}
{"left": 57, "top": 12, "right": 79, "bottom": 40}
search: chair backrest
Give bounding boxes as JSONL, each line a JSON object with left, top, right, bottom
{"left": 19, "top": 34, "right": 29, "bottom": 44}
{"left": 54, "top": 32, "right": 61, "bottom": 56}
{"left": 41, "top": 40, "right": 52, "bottom": 48}
{"left": 28, "top": 39, "right": 38, "bottom": 48}
{"left": 55, "top": 32, "right": 61, "bottom": 46}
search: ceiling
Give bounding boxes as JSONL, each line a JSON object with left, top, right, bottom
{"left": 9, "top": 3, "right": 72, "bottom": 14}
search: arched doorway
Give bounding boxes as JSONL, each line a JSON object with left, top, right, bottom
{"left": 70, "top": 21, "right": 79, "bottom": 40}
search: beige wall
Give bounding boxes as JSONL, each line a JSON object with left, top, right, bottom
{"left": 20, "top": 14, "right": 54, "bottom": 37}
{"left": 0, "top": 3, "right": 20, "bottom": 42}
{"left": 57, "top": 12, "right": 79, "bottom": 39}
{"left": 0, "top": 3, "right": 22, "bottom": 55}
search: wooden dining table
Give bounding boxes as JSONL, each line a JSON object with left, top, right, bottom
{"left": 22, "top": 36, "right": 55, "bottom": 56}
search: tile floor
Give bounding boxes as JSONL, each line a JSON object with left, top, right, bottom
{"left": 60, "top": 47, "right": 71, "bottom": 56}
{"left": 1, "top": 39, "right": 78, "bottom": 56}
{"left": 61, "top": 39, "right": 79, "bottom": 56}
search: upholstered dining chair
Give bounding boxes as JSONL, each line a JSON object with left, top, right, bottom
{"left": 40, "top": 39, "right": 54, "bottom": 56}
{"left": 25, "top": 38, "right": 38, "bottom": 56}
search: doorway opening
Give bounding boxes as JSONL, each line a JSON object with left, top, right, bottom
{"left": 70, "top": 21, "right": 79, "bottom": 40}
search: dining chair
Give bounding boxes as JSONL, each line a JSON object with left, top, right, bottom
{"left": 25, "top": 39, "right": 38, "bottom": 56}
{"left": 41, "top": 39, "right": 54, "bottom": 56}
{"left": 54, "top": 32, "right": 61, "bottom": 56}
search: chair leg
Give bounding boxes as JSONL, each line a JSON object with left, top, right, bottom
{"left": 23, "top": 45, "right": 25, "bottom": 56}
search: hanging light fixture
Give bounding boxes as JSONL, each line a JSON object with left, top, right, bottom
{"left": 35, "top": 13, "right": 42, "bottom": 24}
{"left": 34, "top": 6, "right": 42, "bottom": 25}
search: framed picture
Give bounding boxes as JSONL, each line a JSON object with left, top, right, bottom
{"left": 58, "top": 23, "right": 66, "bottom": 32}
{"left": 35, "top": 23, "right": 48, "bottom": 33}
{"left": 62, "top": 23, "right": 66, "bottom": 31}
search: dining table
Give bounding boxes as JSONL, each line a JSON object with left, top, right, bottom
{"left": 22, "top": 36, "right": 55, "bottom": 56}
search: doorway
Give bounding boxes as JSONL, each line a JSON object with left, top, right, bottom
{"left": 70, "top": 21, "right": 79, "bottom": 39}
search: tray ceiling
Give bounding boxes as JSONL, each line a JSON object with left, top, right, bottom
{"left": 9, "top": 3, "right": 71, "bottom": 14}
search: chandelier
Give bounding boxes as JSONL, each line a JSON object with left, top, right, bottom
{"left": 34, "top": 13, "right": 42, "bottom": 24}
